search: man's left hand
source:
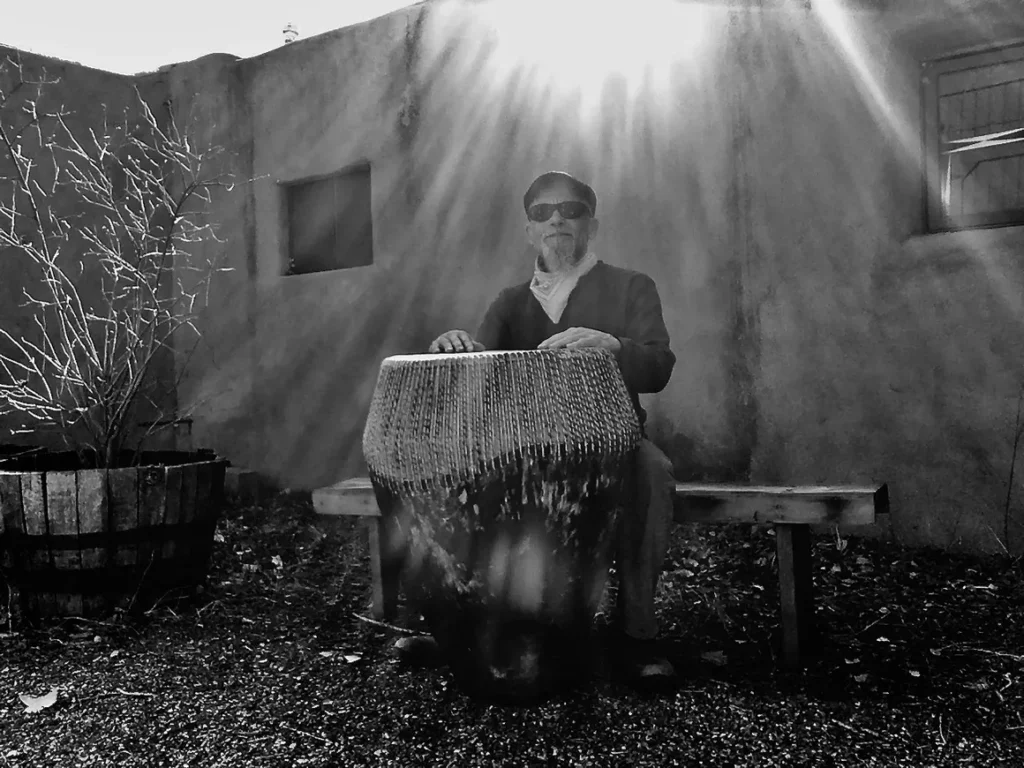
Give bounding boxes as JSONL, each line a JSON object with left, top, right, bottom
{"left": 538, "top": 327, "right": 622, "bottom": 353}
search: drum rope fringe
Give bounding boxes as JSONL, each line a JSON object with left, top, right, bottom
{"left": 362, "top": 349, "right": 641, "bottom": 598}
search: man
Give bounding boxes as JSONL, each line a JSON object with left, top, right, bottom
{"left": 428, "top": 171, "right": 678, "bottom": 687}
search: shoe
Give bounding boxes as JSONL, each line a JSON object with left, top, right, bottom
{"left": 618, "top": 635, "right": 676, "bottom": 692}
{"left": 393, "top": 634, "right": 442, "bottom": 667}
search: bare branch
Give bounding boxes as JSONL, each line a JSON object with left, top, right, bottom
{"left": 0, "top": 59, "right": 237, "bottom": 466}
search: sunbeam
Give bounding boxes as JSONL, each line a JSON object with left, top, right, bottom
{"left": 811, "top": 0, "right": 920, "bottom": 164}
{"left": 473, "top": 0, "right": 716, "bottom": 120}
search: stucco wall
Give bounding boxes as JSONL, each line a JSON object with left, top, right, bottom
{"left": 867, "top": 228, "right": 1024, "bottom": 554}
{"left": 160, "top": 54, "right": 258, "bottom": 460}
{"left": 212, "top": 3, "right": 754, "bottom": 490}
{"left": 159, "top": 2, "right": 1024, "bottom": 556}
{"left": 234, "top": 11, "right": 425, "bottom": 488}
{"left": 5, "top": 1, "right": 1024, "bottom": 555}
{"left": 726, "top": 7, "right": 1024, "bottom": 555}
{"left": 219, "top": 3, "right": 918, "bottom": 490}
{"left": 411, "top": 4, "right": 747, "bottom": 481}
{"left": 727, "top": 9, "right": 923, "bottom": 482}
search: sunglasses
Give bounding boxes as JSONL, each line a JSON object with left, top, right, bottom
{"left": 527, "top": 201, "right": 592, "bottom": 222}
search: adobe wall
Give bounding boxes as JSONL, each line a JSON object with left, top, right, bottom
{"left": 6, "top": 1, "right": 1024, "bottom": 555}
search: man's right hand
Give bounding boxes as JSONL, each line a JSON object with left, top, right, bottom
{"left": 428, "top": 330, "right": 486, "bottom": 354}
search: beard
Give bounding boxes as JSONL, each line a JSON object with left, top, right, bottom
{"left": 539, "top": 236, "right": 586, "bottom": 273}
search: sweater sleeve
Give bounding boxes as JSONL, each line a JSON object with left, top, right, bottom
{"left": 475, "top": 289, "right": 511, "bottom": 351}
{"left": 615, "top": 273, "right": 676, "bottom": 394}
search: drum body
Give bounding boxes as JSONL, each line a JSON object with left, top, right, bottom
{"left": 362, "top": 349, "right": 641, "bottom": 701}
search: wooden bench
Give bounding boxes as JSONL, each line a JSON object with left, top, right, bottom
{"left": 313, "top": 478, "right": 889, "bottom": 668}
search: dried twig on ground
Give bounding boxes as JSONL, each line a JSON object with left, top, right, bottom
{"left": 352, "top": 613, "right": 429, "bottom": 636}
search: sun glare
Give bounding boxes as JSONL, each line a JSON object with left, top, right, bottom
{"left": 477, "top": 0, "right": 712, "bottom": 102}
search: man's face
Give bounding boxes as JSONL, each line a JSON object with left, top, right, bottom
{"left": 525, "top": 181, "right": 599, "bottom": 272}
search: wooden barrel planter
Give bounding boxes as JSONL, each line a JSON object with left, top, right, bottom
{"left": 0, "top": 450, "right": 227, "bottom": 622}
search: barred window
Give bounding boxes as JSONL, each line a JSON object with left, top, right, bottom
{"left": 923, "top": 44, "right": 1024, "bottom": 231}
{"left": 283, "top": 163, "right": 373, "bottom": 275}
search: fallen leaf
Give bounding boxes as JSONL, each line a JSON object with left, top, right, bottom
{"left": 19, "top": 687, "right": 58, "bottom": 713}
{"left": 344, "top": 654, "right": 361, "bottom": 664}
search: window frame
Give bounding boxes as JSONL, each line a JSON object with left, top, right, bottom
{"left": 279, "top": 161, "right": 374, "bottom": 276}
{"left": 922, "top": 42, "right": 1024, "bottom": 233}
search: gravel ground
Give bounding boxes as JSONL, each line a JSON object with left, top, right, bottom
{"left": 1, "top": 494, "right": 1022, "bottom": 767}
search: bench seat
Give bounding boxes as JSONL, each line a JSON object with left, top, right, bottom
{"left": 313, "top": 478, "right": 889, "bottom": 668}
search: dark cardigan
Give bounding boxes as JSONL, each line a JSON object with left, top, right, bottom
{"left": 474, "top": 260, "right": 676, "bottom": 430}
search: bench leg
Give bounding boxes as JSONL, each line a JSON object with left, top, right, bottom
{"left": 775, "top": 523, "right": 815, "bottom": 668}
{"left": 367, "top": 519, "right": 401, "bottom": 620}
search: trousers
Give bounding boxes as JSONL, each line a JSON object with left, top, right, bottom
{"left": 617, "top": 438, "right": 675, "bottom": 640}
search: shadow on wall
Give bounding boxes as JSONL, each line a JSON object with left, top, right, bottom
{"left": 648, "top": 425, "right": 753, "bottom": 484}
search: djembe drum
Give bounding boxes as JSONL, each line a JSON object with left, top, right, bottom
{"left": 362, "top": 348, "right": 641, "bottom": 702}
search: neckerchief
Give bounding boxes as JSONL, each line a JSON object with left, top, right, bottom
{"left": 529, "top": 251, "right": 598, "bottom": 324}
